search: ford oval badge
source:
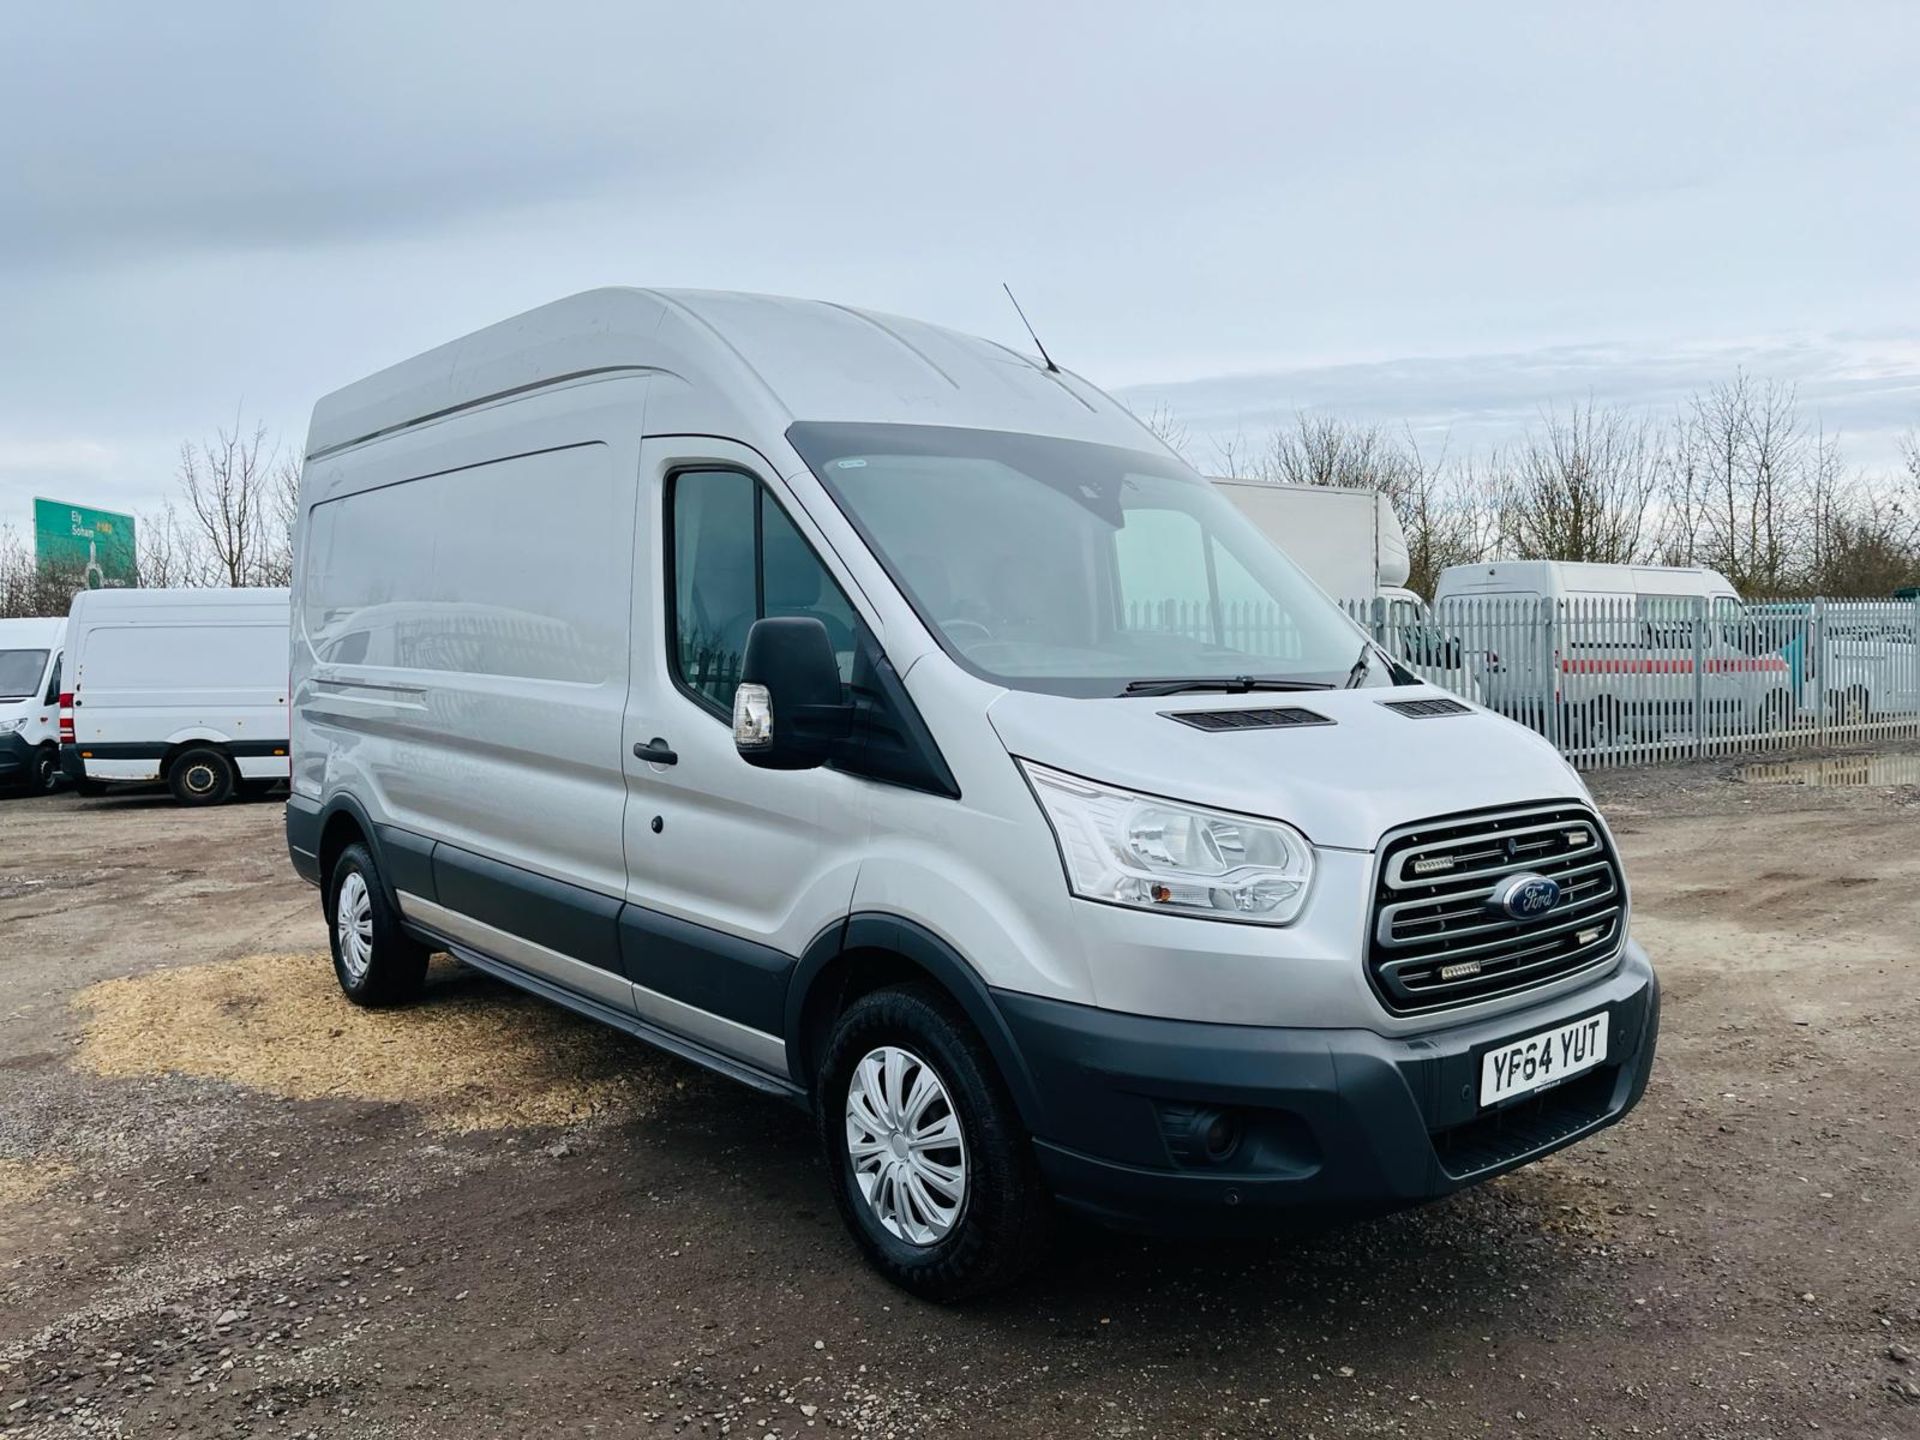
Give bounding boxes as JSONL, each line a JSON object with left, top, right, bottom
{"left": 1489, "top": 872, "right": 1561, "bottom": 922}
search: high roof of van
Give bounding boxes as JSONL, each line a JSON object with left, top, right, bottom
{"left": 1434, "top": 560, "right": 1740, "bottom": 599}
{"left": 67, "top": 587, "right": 290, "bottom": 623}
{"left": 0, "top": 617, "right": 63, "bottom": 644}
{"left": 305, "top": 288, "right": 1162, "bottom": 461}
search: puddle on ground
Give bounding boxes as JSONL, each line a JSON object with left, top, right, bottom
{"left": 73, "top": 952, "right": 689, "bottom": 1132}
{"left": 1736, "top": 754, "right": 1920, "bottom": 787}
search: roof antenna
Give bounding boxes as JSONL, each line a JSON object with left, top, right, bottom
{"left": 1002, "top": 283, "right": 1060, "bottom": 373}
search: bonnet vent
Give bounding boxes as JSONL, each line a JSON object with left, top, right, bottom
{"left": 1380, "top": 697, "right": 1472, "bottom": 718}
{"left": 1164, "top": 707, "right": 1333, "bottom": 733}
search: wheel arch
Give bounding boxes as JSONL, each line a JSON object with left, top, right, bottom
{"left": 785, "top": 913, "right": 1046, "bottom": 1132}
{"left": 315, "top": 794, "right": 381, "bottom": 910}
{"left": 160, "top": 736, "right": 236, "bottom": 777}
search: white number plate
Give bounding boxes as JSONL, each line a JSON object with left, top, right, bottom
{"left": 1479, "top": 1012, "right": 1609, "bottom": 1108}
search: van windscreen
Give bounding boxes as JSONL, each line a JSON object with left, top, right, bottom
{"left": 789, "top": 423, "right": 1369, "bottom": 698}
{"left": 0, "top": 649, "right": 49, "bottom": 701}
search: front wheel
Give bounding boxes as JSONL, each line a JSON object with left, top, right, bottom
{"left": 30, "top": 746, "right": 60, "bottom": 794}
{"left": 818, "top": 985, "right": 1050, "bottom": 1301}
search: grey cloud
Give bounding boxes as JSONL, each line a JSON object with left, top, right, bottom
{"left": 1118, "top": 334, "right": 1920, "bottom": 472}
{"left": 2, "top": 2, "right": 1918, "bottom": 530}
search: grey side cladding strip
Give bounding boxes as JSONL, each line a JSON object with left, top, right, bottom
{"left": 430, "top": 842, "right": 624, "bottom": 975}
{"left": 618, "top": 905, "right": 794, "bottom": 1037}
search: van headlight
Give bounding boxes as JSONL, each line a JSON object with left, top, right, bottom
{"left": 0, "top": 717, "right": 26, "bottom": 735}
{"left": 1018, "top": 760, "right": 1314, "bottom": 924}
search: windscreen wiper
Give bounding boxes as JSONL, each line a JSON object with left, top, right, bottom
{"left": 1122, "top": 675, "right": 1334, "bottom": 697}
{"left": 1344, "top": 643, "right": 1374, "bottom": 689}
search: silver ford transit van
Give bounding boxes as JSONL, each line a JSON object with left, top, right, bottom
{"left": 288, "top": 290, "right": 1658, "bottom": 1299}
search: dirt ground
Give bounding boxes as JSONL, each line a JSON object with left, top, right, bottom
{"left": 1, "top": 754, "right": 1916, "bottom": 1440}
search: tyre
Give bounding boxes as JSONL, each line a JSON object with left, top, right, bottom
{"left": 1579, "top": 698, "right": 1622, "bottom": 751}
{"left": 1834, "top": 686, "right": 1871, "bottom": 727}
{"left": 1762, "top": 688, "right": 1795, "bottom": 732}
{"left": 30, "top": 746, "right": 60, "bottom": 794}
{"left": 818, "top": 984, "right": 1050, "bottom": 1301}
{"left": 167, "top": 747, "right": 236, "bottom": 806}
{"left": 326, "top": 841, "right": 429, "bottom": 1007}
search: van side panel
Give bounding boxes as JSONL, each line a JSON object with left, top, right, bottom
{"left": 297, "top": 438, "right": 636, "bottom": 903}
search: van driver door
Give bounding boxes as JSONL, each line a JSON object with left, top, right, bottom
{"left": 617, "top": 437, "right": 872, "bottom": 1076}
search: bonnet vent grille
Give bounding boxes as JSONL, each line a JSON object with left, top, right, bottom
{"left": 1163, "top": 707, "right": 1333, "bottom": 732}
{"left": 1381, "top": 697, "right": 1472, "bottom": 719}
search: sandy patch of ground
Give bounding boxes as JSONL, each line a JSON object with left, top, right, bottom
{"left": 0, "top": 1158, "right": 73, "bottom": 1208}
{"left": 71, "top": 950, "right": 675, "bottom": 1133}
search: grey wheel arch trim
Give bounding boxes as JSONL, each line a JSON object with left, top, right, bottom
{"left": 293, "top": 791, "right": 421, "bottom": 917}
{"left": 786, "top": 913, "right": 1047, "bottom": 1134}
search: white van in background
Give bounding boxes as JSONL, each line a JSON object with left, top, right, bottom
{"left": 61, "top": 588, "right": 291, "bottom": 804}
{"left": 1433, "top": 561, "right": 1789, "bottom": 744}
{"left": 0, "top": 618, "right": 67, "bottom": 795}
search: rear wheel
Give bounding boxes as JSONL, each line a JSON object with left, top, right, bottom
{"left": 1762, "top": 688, "right": 1795, "bottom": 732}
{"left": 326, "top": 842, "right": 429, "bottom": 1006}
{"left": 818, "top": 985, "right": 1050, "bottom": 1301}
{"left": 1834, "top": 686, "right": 1871, "bottom": 726}
{"left": 1580, "top": 698, "right": 1623, "bottom": 750}
{"left": 168, "top": 747, "right": 236, "bottom": 806}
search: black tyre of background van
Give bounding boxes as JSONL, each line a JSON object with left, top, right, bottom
{"left": 326, "top": 841, "right": 429, "bottom": 1007}
{"left": 30, "top": 746, "right": 60, "bottom": 794}
{"left": 168, "top": 746, "right": 237, "bottom": 806}
{"left": 818, "top": 984, "right": 1051, "bottom": 1301}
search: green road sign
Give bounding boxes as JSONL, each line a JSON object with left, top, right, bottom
{"left": 33, "top": 498, "right": 138, "bottom": 589}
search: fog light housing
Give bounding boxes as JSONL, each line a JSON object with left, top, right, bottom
{"left": 1159, "top": 1103, "right": 1243, "bottom": 1167}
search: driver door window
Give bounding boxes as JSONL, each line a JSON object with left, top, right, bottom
{"left": 668, "top": 470, "right": 856, "bottom": 716}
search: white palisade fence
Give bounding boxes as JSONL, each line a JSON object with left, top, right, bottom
{"left": 1338, "top": 595, "right": 1920, "bottom": 770}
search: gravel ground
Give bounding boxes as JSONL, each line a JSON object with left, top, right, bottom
{"left": 1, "top": 752, "right": 1917, "bottom": 1439}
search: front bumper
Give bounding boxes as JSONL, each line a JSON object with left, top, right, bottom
{"left": 0, "top": 731, "right": 35, "bottom": 782}
{"left": 996, "top": 940, "right": 1659, "bottom": 1233}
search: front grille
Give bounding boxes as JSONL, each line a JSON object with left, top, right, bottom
{"left": 1163, "top": 706, "right": 1332, "bottom": 732}
{"left": 1368, "top": 802, "right": 1626, "bottom": 1014}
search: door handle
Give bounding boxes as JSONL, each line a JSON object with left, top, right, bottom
{"left": 633, "top": 737, "right": 678, "bottom": 766}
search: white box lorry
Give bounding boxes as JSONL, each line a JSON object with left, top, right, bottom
{"left": 1209, "top": 479, "right": 1414, "bottom": 607}
{"left": 61, "top": 587, "right": 292, "bottom": 804}
{"left": 1211, "top": 479, "right": 1474, "bottom": 692}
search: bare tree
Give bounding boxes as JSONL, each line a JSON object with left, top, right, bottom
{"left": 1256, "top": 414, "right": 1419, "bottom": 493}
{"left": 1670, "top": 373, "right": 1810, "bottom": 591}
{"left": 134, "top": 499, "right": 210, "bottom": 590}
{"left": 178, "top": 421, "right": 282, "bottom": 586}
{"left": 0, "top": 525, "right": 87, "bottom": 619}
{"left": 1132, "top": 402, "right": 1193, "bottom": 463}
{"left": 1494, "top": 400, "right": 1663, "bottom": 564}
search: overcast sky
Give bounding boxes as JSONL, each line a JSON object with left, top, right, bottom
{"left": 3, "top": 2, "right": 1917, "bottom": 534}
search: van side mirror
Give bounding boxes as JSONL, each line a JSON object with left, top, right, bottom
{"left": 733, "top": 616, "right": 851, "bottom": 769}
